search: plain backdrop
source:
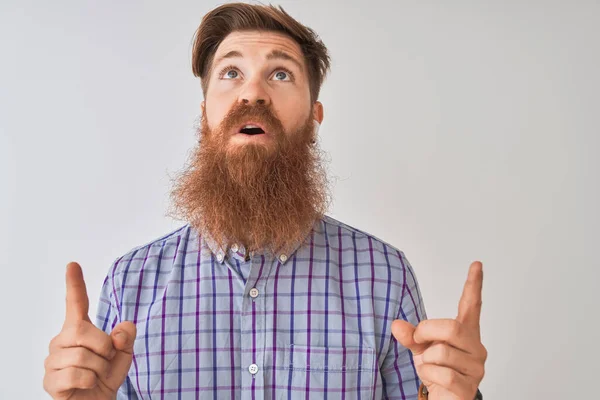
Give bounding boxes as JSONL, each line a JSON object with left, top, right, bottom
{"left": 1, "top": 0, "right": 598, "bottom": 398}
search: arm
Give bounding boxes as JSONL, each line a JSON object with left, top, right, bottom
{"left": 381, "top": 252, "right": 428, "bottom": 399}
{"left": 95, "top": 259, "right": 140, "bottom": 400}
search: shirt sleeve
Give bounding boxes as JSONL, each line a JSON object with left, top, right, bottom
{"left": 95, "top": 258, "right": 140, "bottom": 400}
{"left": 381, "top": 252, "right": 428, "bottom": 399}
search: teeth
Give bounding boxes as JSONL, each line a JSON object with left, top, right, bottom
{"left": 243, "top": 124, "right": 260, "bottom": 129}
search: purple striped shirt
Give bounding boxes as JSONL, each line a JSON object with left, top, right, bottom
{"left": 95, "top": 215, "right": 427, "bottom": 399}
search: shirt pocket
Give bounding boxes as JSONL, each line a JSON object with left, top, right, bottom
{"left": 282, "top": 344, "right": 376, "bottom": 400}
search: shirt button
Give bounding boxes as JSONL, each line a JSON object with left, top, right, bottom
{"left": 249, "top": 288, "right": 259, "bottom": 298}
{"left": 216, "top": 252, "right": 224, "bottom": 262}
{"left": 278, "top": 254, "right": 288, "bottom": 263}
{"left": 248, "top": 363, "right": 259, "bottom": 375}
{"left": 231, "top": 243, "right": 239, "bottom": 252}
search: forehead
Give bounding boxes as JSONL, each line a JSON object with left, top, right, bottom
{"left": 214, "top": 30, "right": 305, "bottom": 64}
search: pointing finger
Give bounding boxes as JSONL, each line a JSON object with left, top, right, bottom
{"left": 65, "top": 262, "right": 90, "bottom": 324}
{"left": 456, "top": 261, "right": 483, "bottom": 333}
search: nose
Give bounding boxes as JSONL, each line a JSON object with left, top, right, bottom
{"left": 242, "top": 98, "right": 266, "bottom": 105}
{"left": 238, "top": 78, "right": 271, "bottom": 107}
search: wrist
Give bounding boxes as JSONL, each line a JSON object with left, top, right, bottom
{"left": 417, "top": 384, "right": 483, "bottom": 400}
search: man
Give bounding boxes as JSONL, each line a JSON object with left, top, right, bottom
{"left": 43, "top": 3, "right": 486, "bottom": 399}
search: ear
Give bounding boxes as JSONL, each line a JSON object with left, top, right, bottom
{"left": 312, "top": 101, "right": 324, "bottom": 124}
{"left": 200, "top": 101, "right": 206, "bottom": 119}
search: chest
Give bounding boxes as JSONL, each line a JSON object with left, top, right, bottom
{"left": 119, "top": 255, "right": 396, "bottom": 399}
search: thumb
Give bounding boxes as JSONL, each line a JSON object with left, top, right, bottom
{"left": 111, "top": 321, "right": 136, "bottom": 353}
{"left": 105, "top": 321, "right": 137, "bottom": 390}
{"left": 391, "top": 319, "right": 428, "bottom": 356}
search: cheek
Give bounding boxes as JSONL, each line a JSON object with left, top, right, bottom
{"left": 285, "top": 110, "right": 311, "bottom": 135}
{"left": 273, "top": 98, "right": 311, "bottom": 133}
{"left": 205, "top": 98, "right": 229, "bottom": 130}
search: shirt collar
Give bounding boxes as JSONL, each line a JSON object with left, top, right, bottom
{"left": 200, "top": 220, "right": 320, "bottom": 266}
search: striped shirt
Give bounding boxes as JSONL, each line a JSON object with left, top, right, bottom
{"left": 95, "top": 214, "right": 428, "bottom": 399}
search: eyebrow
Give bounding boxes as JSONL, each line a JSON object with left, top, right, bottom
{"left": 213, "top": 49, "right": 304, "bottom": 72}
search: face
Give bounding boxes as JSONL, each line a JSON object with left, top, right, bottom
{"left": 201, "top": 30, "right": 323, "bottom": 150}
{"left": 169, "top": 30, "right": 330, "bottom": 255}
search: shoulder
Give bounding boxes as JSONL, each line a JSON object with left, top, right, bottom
{"left": 319, "top": 214, "right": 409, "bottom": 261}
{"left": 317, "top": 215, "right": 426, "bottom": 320}
{"left": 317, "top": 214, "right": 417, "bottom": 283}
{"left": 106, "top": 223, "right": 194, "bottom": 283}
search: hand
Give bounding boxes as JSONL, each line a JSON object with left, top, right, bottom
{"left": 392, "top": 261, "right": 487, "bottom": 400}
{"left": 43, "top": 262, "right": 137, "bottom": 399}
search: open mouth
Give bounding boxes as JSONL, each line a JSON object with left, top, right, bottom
{"left": 239, "top": 124, "right": 266, "bottom": 135}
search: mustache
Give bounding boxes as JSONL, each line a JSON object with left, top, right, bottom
{"left": 219, "top": 102, "right": 285, "bottom": 137}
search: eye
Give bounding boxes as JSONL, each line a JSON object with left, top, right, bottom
{"left": 272, "top": 68, "right": 294, "bottom": 81}
{"left": 219, "top": 65, "right": 240, "bottom": 80}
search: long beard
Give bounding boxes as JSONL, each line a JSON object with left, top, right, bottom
{"left": 168, "top": 103, "right": 330, "bottom": 256}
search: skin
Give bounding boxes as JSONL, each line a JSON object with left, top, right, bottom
{"left": 43, "top": 262, "right": 137, "bottom": 399}
{"left": 392, "top": 261, "right": 488, "bottom": 399}
{"left": 200, "top": 30, "right": 324, "bottom": 149}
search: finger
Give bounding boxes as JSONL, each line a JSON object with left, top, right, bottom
{"left": 105, "top": 321, "right": 137, "bottom": 390}
{"left": 65, "top": 262, "right": 90, "bottom": 324}
{"left": 391, "top": 320, "right": 429, "bottom": 355}
{"left": 417, "top": 363, "right": 476, "bottom": 400}
{"left": 413, "top": 319, "right": 475, "bottom": 353}
{"left": 456, "top": 261, "right": 483, "bottom": 332}
{"left": 45, "top": 347, "right": 112, "bottom": 380}
{"left": 43, "top": 366, "right": 98, "bottom": 395}
{"left": 111, "top": 321, "right": 136, "bottom": 354}
{"left": 50, "top": 321, "right": 117, "bottom": 361}
{"left": 421, "top": 342, "right": 485, "bottom": 380}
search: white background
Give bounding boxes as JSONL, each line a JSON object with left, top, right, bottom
{"left": 1, "top": 1, "right": 598, "bottom": 398}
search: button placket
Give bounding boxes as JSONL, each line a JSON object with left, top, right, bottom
{"left": 245, "top": 256, "right": 275, "bottom": 394}
{"left": 239, "top": 256, "right": 272, "bottom": 396}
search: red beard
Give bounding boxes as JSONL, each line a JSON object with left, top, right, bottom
{"left": 168, "top": 102, "right": 330, "bottom": 256}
